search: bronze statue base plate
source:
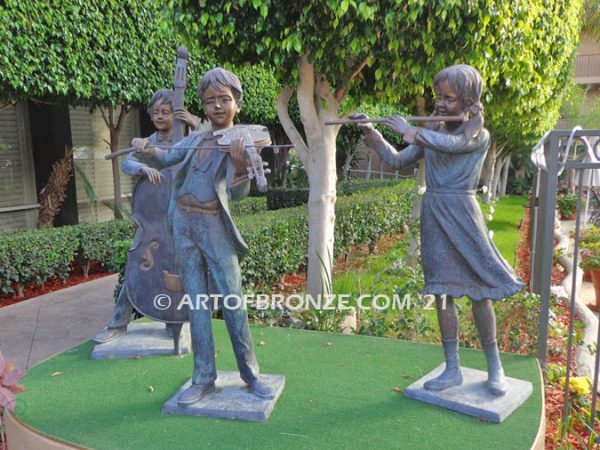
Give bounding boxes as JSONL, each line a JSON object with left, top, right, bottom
{"left": 90, "top": 321, "right": 191, "bottom": 360}
{"left": 162, "top": 371, "right": 285, "bottom": 421}
{"left": 403, "top": 364, "right": 533, "bottom": 423}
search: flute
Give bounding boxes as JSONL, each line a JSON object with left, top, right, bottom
{"left": 325, "top": 115, "right": 465, "bottom": 125}
{"left": 104, "top": 144, "right": 294, "bottom": 160}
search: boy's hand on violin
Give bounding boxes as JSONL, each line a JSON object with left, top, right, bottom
{"left": 131, "top": 138, "right": 152, "bottom": 154}
{"left": 174, "top": 109, "right": 201, "bottom": 130}
{"left": 230, "top": 137, "right": 249, "bottom": 173}
{"left": 383, "top": 115, "right": 409, "bottom": 135}
{"left": 140, "top": 167, "right": 162, "bottom": 185}
{"left": 348, "top": 113, "right": 375, "bottom": 135}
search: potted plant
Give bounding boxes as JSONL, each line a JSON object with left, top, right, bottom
{"left": 580, "top": 242, "right": 600, "bottom": 307}
{"left": 557, "top": 192, "right": 578, "bottom": 220}
{"left": 579, "top": 225, "right": 600, "bottom": 282}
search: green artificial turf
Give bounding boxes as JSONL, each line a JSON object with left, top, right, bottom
{"left": 17, "top": 321, "right": 541, "bottom": 450}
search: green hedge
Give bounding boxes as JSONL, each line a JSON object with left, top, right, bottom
{"left": 238, "top": 180, "right": 415, "bottom": 286}
{"left": 266, "top": 188, "right": 310, "bottom": 210}
{"left": 229, "top": 196, "right": 268, "bottom": 217}
{"left": 0, "top": 220, "right": 134, "bottom": 296}
{"left": 336, "top": 179, "right": 405, "bottom": 196}
{"left": 266, "top": 179, "right": 405, "bottom": 211}
{"left": 0, "top": 181, "right": 415, "bottom": 297}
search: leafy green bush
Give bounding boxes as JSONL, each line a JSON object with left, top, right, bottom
{"left": 229, "top": 196, "right": 268, "bottom": 216}
{"left": 0, "top": 221, "right": 134, "bottom": 297}
{"left": 0, "top": 227, "right": 79, "bottom": 296}
{"left": 0, "top": 180, "right": 415, "bottom": 297}
{"left": 336, "top": 179, "right": 403, "bottom": 196}
{"left": 240, "top": 180, "right": 415, "bottom": 287}
{"left": 75, "top": 220, "right": 135, "bottom": 276}
{"left": 266, "top": 187, "right": 310, "bottom": 210}
{"left": 557, "top": 193, "right": 578, "bottom": 219}
{"left": 266, "top": 179, "right": 404, "bottom": 211}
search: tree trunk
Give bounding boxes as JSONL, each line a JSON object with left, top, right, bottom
{"left": 365, "top": 147, "right": 372, "bottom": 179}
{"left": 482, "top": 140, "right": 498, "bottom": 204}
{"left": 110, "top": 125, "right": 122, "bottom": 217}
{"left": 276, "top": 56, "right": 340, "bottom": 298}
{"left": 405, "top": 96, "right": 427, "bottom": 268}
{"left": 305, "top": 133, "right": 337, "bottom": 296}
{"left": 101, "top": 105, "right": 130, "bottom": 219}
{"left": 500, "top": 156, "right": 510, "bottom": 197}
{"left": 342, "top": 151, "right": 352, "bottom": 181}
{"left": 489, "top": 149, "right": 507, "bottom": 202}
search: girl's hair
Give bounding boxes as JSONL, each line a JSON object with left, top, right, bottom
{"left": 433, "top": 64, "right": 484, "bottom": 140}
{"left": 198, "top": 67, "right": 243, "bottom": 105}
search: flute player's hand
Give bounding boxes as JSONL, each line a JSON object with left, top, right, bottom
{"left": 348, "top": 113, "right": 375, "bottom": 136}
{"left": 383, "top": 115, "right": 409, "bottom": 136}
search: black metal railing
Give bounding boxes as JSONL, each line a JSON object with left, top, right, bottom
{"left": 531, "top": 129, "right": 600, "bottom": 444}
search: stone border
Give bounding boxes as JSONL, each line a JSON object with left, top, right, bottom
{"left": 4, "top": 410, "right": 89, "bottom": 450}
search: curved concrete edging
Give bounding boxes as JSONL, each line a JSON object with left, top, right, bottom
{"left": 530, "top": 361, "right": 547, "bottom": 450}
{"left": 4, "top": 410, "right": 89, "bottom": 450}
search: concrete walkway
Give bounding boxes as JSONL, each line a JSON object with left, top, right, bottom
{"left": 0, "top": 274, "right": 118, "bottom": 369}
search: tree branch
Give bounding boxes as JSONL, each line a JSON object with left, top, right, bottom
{"left": 316, "top": 76, "right": 340, "bottom": 121}
{"left": 277, "top": 85, "right": 309, "bottom": 161}
{"left": 335, "top": 55, "right": 369, "bottom": 102}
{"left": 0, "top": 99, "right": 16, "bottom": 112}
{"left": 99, "top": 107, "right": 111, "bottom": 129}
{"left": 115, "top": 103, "right": 129, "bottom": 135}
{"left": 108, "top": 106, "right": 114, "bottom": 130}
{"left": 297, "top": 55, "right": 321, "bottom": 138}
{"left": 349, "top": 56, "right": 369, "bottom": 83}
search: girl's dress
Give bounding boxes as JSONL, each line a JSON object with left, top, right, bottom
{"left": 367, "top": 123, "right": 525, "bottom": 301}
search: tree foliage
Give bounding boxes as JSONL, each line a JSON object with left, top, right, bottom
{"left": 171, "top": 0, "right": 581, "bottom": 149}
{"left": 0, "top": 0, "right": 284, "bottom": 129}
{"left": 0, "top": 0, "right": 214, "bottom": 108}
{"left": 583, "top": 0, "right": 600, "bottom": 39}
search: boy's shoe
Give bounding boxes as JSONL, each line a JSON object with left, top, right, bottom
{"left": 248, "top": 378, "right": 275, "bottom": 399}
{"left": 92, "top": 327, "right": 127, "bottom": 344}
{"left": 177, "top": 382, "right": 216, "bottom": 406}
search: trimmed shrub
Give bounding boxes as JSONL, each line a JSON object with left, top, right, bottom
{"left": 0, "top": 220, "right": 134, "bottom": 297}
{"left": 266, "top": 179, "right": 405, "bottom": 211}
{"left": 75, "top": 220, "right": 135, "bottom": 276}
{"left": 0, "top": 227, "right": 79, "bottom": 296}
{"left": 266, "top": 188, "right": 310, "bottom": 210}
{"left": 239, "top": 180, "right": 415, "bottom": 287}
{"left": 0, "top": 181, "right": 415, "bottom": 297}
{"left": 336, "top": 179, "right": 404, "bottom": 196}
{"left": 229, "top": 196, "right": 268, "bottom": 217}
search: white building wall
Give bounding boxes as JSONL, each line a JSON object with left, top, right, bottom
{"left": 71, "top": 106, "right": 140, "bottom": 223}
{"left": 0, "top": 102, "right": 37, "bottom": 232}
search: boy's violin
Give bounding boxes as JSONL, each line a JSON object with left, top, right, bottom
{"left": 213, "top": 125, "right": 272, "bottom": 192}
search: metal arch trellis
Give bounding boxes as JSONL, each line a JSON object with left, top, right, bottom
{"left": 530, "top": 128, "right": 600, "bottom": 441}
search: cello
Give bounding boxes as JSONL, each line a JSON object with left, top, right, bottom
{"left": 123, "top": 47, "right": 190, "bottom": 352}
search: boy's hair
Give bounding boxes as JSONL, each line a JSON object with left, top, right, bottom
{"left": 433, "top": 64, "right": 484, "bottom": 139}
{"left": 147, "top": 88, "right": 174, "bottom": 116}
{"left": 198, "top": 68, "right": 243, "bottom": 105}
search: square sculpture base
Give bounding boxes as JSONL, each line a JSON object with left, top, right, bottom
{"left": 162, "top": 371, "right": 285, "bottom": 422}
{"left": 90, "top": 322, "right": 191, "bottom": 360}
{"left": 403, "top": 364, "right": 533, "bottom": 423}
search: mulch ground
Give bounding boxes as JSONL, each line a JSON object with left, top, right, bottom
{"left": 0, "top": 262, "right": 111, "bottom": 308}
{"left": 515, "top": 199, "right": 600, "bottom": 448}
